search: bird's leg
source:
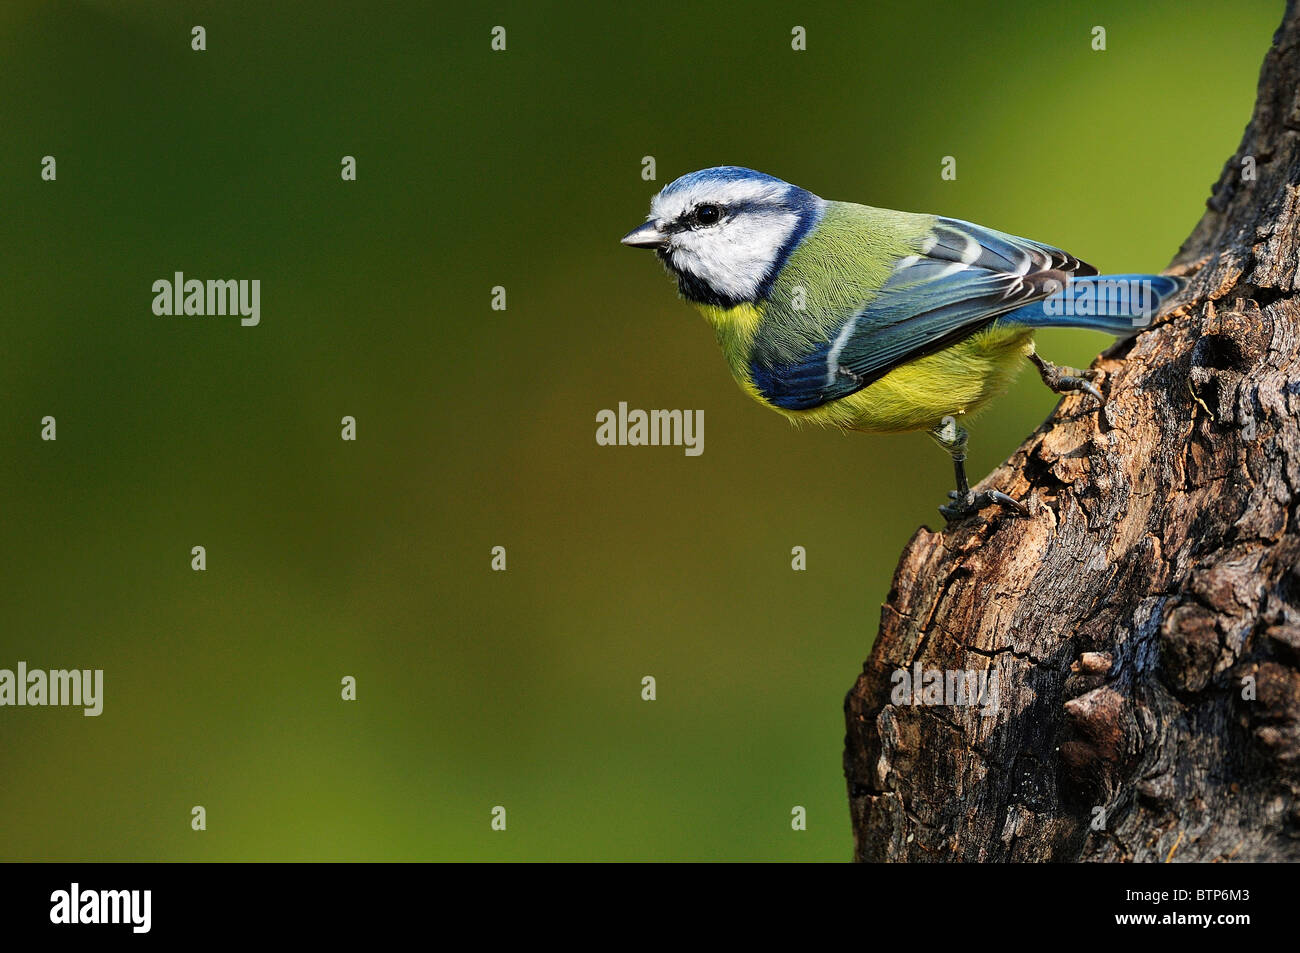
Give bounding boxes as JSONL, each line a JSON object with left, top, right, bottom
{"left": 930, "top": 416, "right": 1027, "bottom": 522}
{"left": 1027, "top": 350, "right": 1103, "bottom": 403}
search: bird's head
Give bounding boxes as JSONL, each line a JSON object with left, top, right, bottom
{"left": 622, "top": 167, "right": 824, "bottom": 307}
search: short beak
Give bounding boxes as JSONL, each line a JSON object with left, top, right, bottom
{"left": 621, "top": 221, "right": 667, "bottom": 249}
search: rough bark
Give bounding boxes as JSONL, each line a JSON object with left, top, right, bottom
{"left": 845, "top": 2, "right": 1300, "bottom": 862}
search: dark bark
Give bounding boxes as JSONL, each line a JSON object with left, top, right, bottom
{"left": 844, "top": 2, "right": 1300, "bottom": 862}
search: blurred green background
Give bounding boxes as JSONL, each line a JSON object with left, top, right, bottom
{"left": 0, "top": 0, "right": 1280, "bottom": 860}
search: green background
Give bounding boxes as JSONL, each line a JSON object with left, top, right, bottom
{"left": 0, "top": 0, "right": 1280, "bottom": 860}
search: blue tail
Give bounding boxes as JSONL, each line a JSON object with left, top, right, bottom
{"left": 1003, "top": 274, "right": 1185, "bottom": 335}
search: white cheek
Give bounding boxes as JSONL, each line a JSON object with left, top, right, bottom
{"left": 670, "top": 212, "right": 799, "bottom": 300}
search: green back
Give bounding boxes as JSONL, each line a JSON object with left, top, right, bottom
{"left": 760, "top": 202, "right": 933, "bottom": 364}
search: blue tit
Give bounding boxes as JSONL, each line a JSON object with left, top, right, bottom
{"left": 622, "top": 166, "right": 1183, "bottom": 519}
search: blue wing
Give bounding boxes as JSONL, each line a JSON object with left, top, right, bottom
{"left": 750, "top": 217, "right": 1096, "bottom": 410}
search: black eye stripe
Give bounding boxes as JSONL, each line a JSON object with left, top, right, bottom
{"left": 673, "top": 199, "right": 786, "bottom": 230}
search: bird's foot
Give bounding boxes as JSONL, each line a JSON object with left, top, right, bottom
{"left": 940, "top": 488, "right": 1029, "bottom": 522}
{"left": 1033, "top": 355, "right": 1103, "bottom": 403}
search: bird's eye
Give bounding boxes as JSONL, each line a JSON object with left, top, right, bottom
{"left": 693, "top": 204, "right": 722, "bottom": 226}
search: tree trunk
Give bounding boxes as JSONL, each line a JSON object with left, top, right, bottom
{"left": 844, "top": 1, "right": 1300, "bottom": 862}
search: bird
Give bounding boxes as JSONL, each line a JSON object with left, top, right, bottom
{"left": 621, "top": 166, "right": 1184, "bottom": 520}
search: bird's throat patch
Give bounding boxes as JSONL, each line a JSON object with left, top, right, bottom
{"left": 696, "top": 301, "right": 763, "bottom": 340}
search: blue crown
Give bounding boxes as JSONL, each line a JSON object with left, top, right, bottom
{"left": 659, "top": 166, "right": 791, "bottom": 197}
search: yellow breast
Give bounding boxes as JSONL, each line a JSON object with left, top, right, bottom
{"left": 696, "top": 301, "right": 1035, "bottom": 434}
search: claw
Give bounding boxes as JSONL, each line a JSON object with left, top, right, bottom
{"left": 1062, "top": 377, "right": 1104, "bottom": 402}
{"left": 984, "top": 490, "right": 1030, "bottom": 515}
{"left": 940, "top": 489, "right": 1029, "bottom": 522}
{"left": 1029, "top": 352, "right": 1105, "bottom": 405}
